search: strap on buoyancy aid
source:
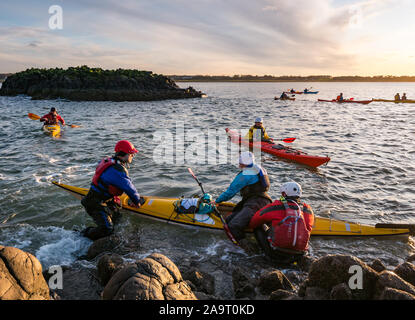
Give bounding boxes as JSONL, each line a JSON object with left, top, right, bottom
{"left": 92, "top": 157, "right": 124, "bottom": 197}
{"left": 279, "top": 196, "right": 302, "bottom": 248}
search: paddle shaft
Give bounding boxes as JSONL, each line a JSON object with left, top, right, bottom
{"left": 187, "top": 168, "right": 239, "bottom": 245}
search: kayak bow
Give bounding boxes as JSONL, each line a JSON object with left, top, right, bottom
{"left": 318, "top": 99, "right": 372, "bottom": 105}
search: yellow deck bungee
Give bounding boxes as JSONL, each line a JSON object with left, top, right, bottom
{"left": 52, "top": 181, "right": 412, "bottom": 238}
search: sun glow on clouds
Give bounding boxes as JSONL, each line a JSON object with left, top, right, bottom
{"left": 0, "top": 0, "right": 414, "bottom": 75}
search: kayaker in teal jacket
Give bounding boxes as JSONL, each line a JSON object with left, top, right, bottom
{"left": 214, "top": 151, "right": 272, "bottom": 253}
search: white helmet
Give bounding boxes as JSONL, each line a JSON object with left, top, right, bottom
{"left": 280, "top": 181, "right": 302, "bottom": 198}
{"left": 239, "top": 151, "right": 255, "bottom": 166}
{"left": 255, "top": 117, "right": 263, "bottom": 123}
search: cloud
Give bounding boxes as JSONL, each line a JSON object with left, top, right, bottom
{"left": 0, "top": 0, "right": 409, "bottom": 74}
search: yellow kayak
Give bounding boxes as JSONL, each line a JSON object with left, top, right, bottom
{"left": 372, "top": 99, "right": 415, "bottom": 103}
{"left": 42, "top": 124, "right": 61, "bottom": 137}
{"left": 52, "top": 181, "right": 413, "bottom": 237}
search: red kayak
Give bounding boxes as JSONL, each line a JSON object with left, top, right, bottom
{"left": 225, "top": 128, "right": 330, "bottom": 168}
{"left": 318, "top": 99, "right": 372, "bottom": 105}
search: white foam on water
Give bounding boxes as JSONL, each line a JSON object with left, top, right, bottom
{"left": 0, "top": 224, "right": 92, "bottom": 269}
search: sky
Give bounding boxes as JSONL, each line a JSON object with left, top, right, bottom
{"left": 0, "top": 0, "right": 414, "bottom": 76}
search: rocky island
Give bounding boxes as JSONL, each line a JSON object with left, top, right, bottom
{"left": 0, "top": 66, "right": 203, "bottom": 101}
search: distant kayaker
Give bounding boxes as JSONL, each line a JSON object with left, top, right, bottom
{"left": 304, "top": 88, "right": 309, "bottom": 93}
{"left": 336, "top": 93, "right": 344, "bottom": 101}
{"left": 249, "top": 181, "right": 314, "bottom": 260}
{"left": 213, "top": 151, "right": 272, "bottom": 253}
{"left": 280, "top": 92, "right": 290, "bottom": 100}
{"left": 40, "top": 107, "right": 65, "bottom": 126}
{"left": 290, "top": 88, "right": 295, "bottom": 93}
{"left": 80, "top": 140, "right": 144, "bottom": 240}
{"left": 402, "top": 93, "right": 407, "bottom": 101}
{"left": 245, "top": 117, "right": 273, "bottom": 143}
{"left": 394, "top": 93, "right": 401, "bottom": 101}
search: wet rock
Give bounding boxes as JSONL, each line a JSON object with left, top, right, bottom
{"left": 194, "top": 291, "right": 218, "bottom": 300}
{"left": 232, "top": 267, "right": 256, "bottom": 299}
{"left": 0, "top": 246, "right": 49, "bottom": 300}
{"left": 257, "top": 270, "right": 295, "bottom": 295}
{"left": 182, "top": 268, "right": 215, "bottom": 295}
{"left": 269, "top": 289, "right": 298, "bottom": 300}
{"left": 394, "top": 262, "right": 415, "bottom": 286}
{"left": 330, "top": 283, "right": 352, "bottom": 300}
{"left": 378, "top": 287, "right": 415, "bottom": 300}
{"left": 374, "top": 270, "right": 415, "bottom": 299}
{"left": 304, "top": 287, "right": 329, "bottom": 300}
{"left": 306, "top": 254, "right": 378, "bottom": 300}
{"left": 211, "top": 270, "right": 234, "bottom": 300}
{"left": 86, "top": 234, "right": 123, "bottom": 260}
{"left": 406, "top": 254, "right": 415, "bottom": 264}
{"left": 102, "top": 253, "right": 196, "bottom": 300}
{"left": 97, "top": 254, "right": 124, "bottom": 286}
{"left": 51, "top": 267, "right": 103, "bottom": 300}
{"left": 370, "top": 259, "right": 387, "bottom": 273}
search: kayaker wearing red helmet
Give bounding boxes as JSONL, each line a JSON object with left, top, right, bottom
{"left": 80, "top": 140, "right": 144, "bottom": 240}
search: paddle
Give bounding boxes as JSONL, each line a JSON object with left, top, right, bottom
{"left": 27, "top": 113, "right": 82, "bottom": 128}
{"left": 187, "top": 167, "right": 239, "bottom": 245}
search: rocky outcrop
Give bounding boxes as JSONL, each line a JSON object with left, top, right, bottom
{"left": 0, "top": 246, "right": 49, "bottom": 300}
{"left": 0, "top": 66, "right": 204, "bottom": 101}
{"left": 102, "top": 253, "right": 197, "bottom": 300}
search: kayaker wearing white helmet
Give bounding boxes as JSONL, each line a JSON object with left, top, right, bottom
{"left": 245, "top": 117, "right": 273, "bottom": 143}
{"left": 249, "top": 181, "right": 314, "bottom": 261}
{"left": 214, "top": 151, "right": 272, "bottom": 252}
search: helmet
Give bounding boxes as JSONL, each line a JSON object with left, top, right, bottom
{"left": 114, "top": 140, "right": 139, "bottom": 154}
{"left": 255, "top": 117, "right": 263, "bottom": 123}
{"left": 239, "top": 151, "right": 255, "bottom": 166}
{"left": 201, "top": 193, "right": 212, "bottom": 203}
{"left": 280, "top": 181, "right": 302, "bottom": 198}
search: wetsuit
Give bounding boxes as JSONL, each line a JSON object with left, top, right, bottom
{"left": 81, "top": 157, "right": 141, "bottom": 240}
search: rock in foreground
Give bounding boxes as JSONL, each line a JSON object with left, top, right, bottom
{"left": 0, "top": 246, "right": 49, "bottom": 300}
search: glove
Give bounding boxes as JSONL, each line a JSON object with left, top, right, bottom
{"left": 128, "top": 198, "right": 141, "bottom": 208}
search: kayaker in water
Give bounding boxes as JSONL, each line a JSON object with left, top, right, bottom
{"left": 280, "top": 92, "right": 290, "bottom": 100}
{"left": 402, "top": 93, "right": 407, "bottom": 101}
{"left": 80, "top": 140, "right": 144, "bottom": 240}
{"left": 336, "top": 93, "right": 344, "bottom": 101}
{"left": 249, "top": 181, "right": 314, "bottom": 261}
{"left": 245, "top": 117, "right": 273, "bottom": 143}
{"left": 394, "top": 93, "right": 401, "bottom": 101}
{"left": 213, "top": 151, "right": 272, "bottom": 253}
{"left": 40, "top": 107, "right": 65, "bottom": 126}
{"left": 304, "top": 88, "right": 309, "bottom": 93}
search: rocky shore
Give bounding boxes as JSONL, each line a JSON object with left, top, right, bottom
{"left": 0, "top": 66, "right": 203, "bottom": 101}
{"left": 2, "top": 233, "right": 415, "bottom": 301}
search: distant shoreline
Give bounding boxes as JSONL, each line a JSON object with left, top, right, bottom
{"left": 174, "top": 79, "right": 415, "bottom": 83}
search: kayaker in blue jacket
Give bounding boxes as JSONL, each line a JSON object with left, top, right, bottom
{"left": 214, "top": 151, "right": 272, "bottom": 252}
{"left": 80, "top": 140, "right": 143, "bottom": 240}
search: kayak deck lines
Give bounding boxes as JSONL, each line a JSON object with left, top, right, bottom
{"left": 52, "top": 181, "right": 412, "bottom": 238}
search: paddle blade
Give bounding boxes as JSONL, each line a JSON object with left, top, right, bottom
{"left": 282, "top": 137, "right": 296, "bottom": 143}
{"left": 70, "top": 124, "right": 82, "bottom": 128}
{"left": 28, "top": 113, "right": 40, "bottom": 120}
{"left": 187, "top": 167, "right": 196, "bottom": 179}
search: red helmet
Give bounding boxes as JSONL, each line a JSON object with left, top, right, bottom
{"left": 114, "top": 140, "right": 139, "bottom": 154}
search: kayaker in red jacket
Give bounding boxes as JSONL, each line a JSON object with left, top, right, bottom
{"left": 40, "top": 107, "right": 65, "bottom": 126}
{"left": 249, "top": 181, "right": 314, "bottom": 257}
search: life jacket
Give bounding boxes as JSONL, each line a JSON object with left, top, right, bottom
{"left": 91, "top": 157, "right": 125, "bottom": 198}
{"left": 248, "top": 126, "right": 266, "bottom": 142}
{"left": 257, "top": 198, "right": 313, "bottom": 251}
{"left": 239, "top": 165, "right": 271, "bottom": 202}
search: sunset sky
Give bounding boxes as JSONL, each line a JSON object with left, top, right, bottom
{"left": 1, "top": 0, "right": 414, "bottom": 76}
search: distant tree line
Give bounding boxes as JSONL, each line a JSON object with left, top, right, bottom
{"left": 169, "top": 75, "right": 415, "bottom": 82}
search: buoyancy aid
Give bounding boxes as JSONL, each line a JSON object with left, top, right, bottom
{"left": 92, "top": 157, "right": 125, "bottom": 198}
{"left": 248, "top": 126, "right": 266, "bottom": 142}
{"left": 253, "top": 198, "right": 313, "bottom": 251}
{"left": 239, "top": 165, "right": 271, "bottom": 202}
